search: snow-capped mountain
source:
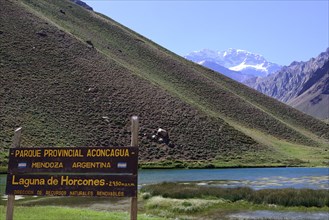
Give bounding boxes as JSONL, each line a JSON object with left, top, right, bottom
{"left": 185, "top": 48, "right": 282, "bottom": 81}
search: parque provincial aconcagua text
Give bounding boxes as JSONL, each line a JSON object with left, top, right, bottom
{"left": 13, "top": 148, "right": 131, "bottom": 158}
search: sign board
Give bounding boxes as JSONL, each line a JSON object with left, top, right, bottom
{"left": 6, "top": 146, "right": 138, "bottom": 198}
{"left": 6, "top": 174, "right": 137, "bottom": 197}
{"left": 6, "top": 117, "right": 139, "bottom": 220}
{"left": 8, "top": 147, "right": 138, "bottom": 174}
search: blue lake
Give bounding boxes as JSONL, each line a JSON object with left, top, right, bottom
{"left": 138, "top": 167, "right": 329, "bottom": 189}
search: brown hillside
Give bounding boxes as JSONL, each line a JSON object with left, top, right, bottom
{"left": 1, "top": 0, "right": 328, "bottom": 167}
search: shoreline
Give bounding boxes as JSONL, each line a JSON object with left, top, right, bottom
{"left": 1, "top": 165, "right": 328, "bottom": 174}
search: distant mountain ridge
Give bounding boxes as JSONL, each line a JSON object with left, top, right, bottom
{"left": 187, "top": 48, "right": 329, "bottom": 120}
{"left": 70, "top": 0, "right": 93, "bottom": 11}
{"left": 185, "top": 48, "right": 282, "bottom": 81}
{"left": 246, "top": 48, "right": 329, "bottom": 120}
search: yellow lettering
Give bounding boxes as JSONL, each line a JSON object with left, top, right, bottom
{"left": 45, "top": 190, "right": 67, "bottom": 196}
{"left": 13, "top": 190, "right": 34, "bottom": 195}
{"left": 60, "top": 176, "right": 105, "bottom": 186}
{"left": 69, "top": 191, "right": 93, "bottom": 196}
{"left": 96, "top": 191, "right": 124, "bottom": 197}
{"left": 31, "top": 162, "right": 63, "bottom": 169}
{"left": 11, "top": 175, "right": 45, "bottom": 188}
{"left": 14, "top": 149, "right": 41, "bottom": 157}
{"left": 12, "top": 175, "right": 19, "bottom": 185}
{"left": 44, "top": 149, "right": 83, "bottom": 157}
{"left": 86, "top": 149, "right": 130, "bottom": 157}
{"left": 71, "top": 162, "right": 111, "bottom": 169}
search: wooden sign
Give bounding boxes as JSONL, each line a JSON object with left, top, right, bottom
{"left": 6, "top": 116, "right": 139, "bottom": 220}
{"left": 6, "top": 174, "right": 137, "bottom": 197}
{"left": 6, "top": 146, "right": 138, "bottom": 198}
{"left": 8, "top": 147, "right": 138, "bottom": 174}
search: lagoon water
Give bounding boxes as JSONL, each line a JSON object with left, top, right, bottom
{"left": 229, "top": 210, "right": 329, "bottom": 220}
{"left": 138, "top": 167, "right": 329, "bottom": 189}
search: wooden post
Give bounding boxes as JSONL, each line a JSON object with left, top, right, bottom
{"left": 130, "top": 116, "right": 138, "bottom": 220}
{"left": 6, "top": 127, "right": 22, "bottom": 220}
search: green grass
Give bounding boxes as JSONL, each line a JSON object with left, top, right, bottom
{"left": 1, "top": 185, "right": 328, "bottom": 220}
{"left": 0, "top": 167, "right": 6, "bottom": 175}
{"left": 1, "top": 193, "right": 327, "bottom": 220}
{"left": 0, "top": 206, "right": 166, "bottom": 220}
{"left": 235, "top": 125, "right": 329, "bottom": 167}
{"left": 272, "top": 141, "right": 329, "bottom": 166}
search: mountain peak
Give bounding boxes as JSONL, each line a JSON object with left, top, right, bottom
{"left": 185, "top": 48, "right": 282, "bottom": 79}
{"left": 227, "top": 48, "right": 250, "bottom": 54}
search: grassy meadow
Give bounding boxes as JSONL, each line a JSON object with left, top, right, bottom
{"left": 1, "top": 182, "right": 328, "bottom": 220}
{"left": 0, "top": 206, "right": 165, "bottom": 220}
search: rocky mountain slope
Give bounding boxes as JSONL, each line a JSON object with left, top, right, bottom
{"left": 246, "top": 48, "right": 329, "bottom": 120}
{"left": 1, "top": 0, "right": 328, "bottom": 168}
{"left": 185, "top": 48, "right": 282, "bottom": 81}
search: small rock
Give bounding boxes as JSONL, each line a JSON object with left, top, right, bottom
{"left": 102, "top": 116, "right": 109, "bottom": 122}
{"left": 157, "top": 128, "right": 168, "bottom": 137}
{"left": 36, "top": 31, "right": 47, "bottom": 37}
{"left": 86, "top": 40, "right": 94, "bottom": 48}
{"left": 87, "top": 87, "right": 98, "bottom": 93}
{"left": 60, "top": 9, "right": 66, "bottom": 14}
{"left": 168, "top": 142, "right": 175, "bottom": 148}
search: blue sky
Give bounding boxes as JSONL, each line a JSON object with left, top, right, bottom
{"left": 84, "top": 1, "right": 328, "bottom": 66}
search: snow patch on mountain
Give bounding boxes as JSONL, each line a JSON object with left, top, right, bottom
{"left": 229, "top": 61, "right": 268, "bottom": 72}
